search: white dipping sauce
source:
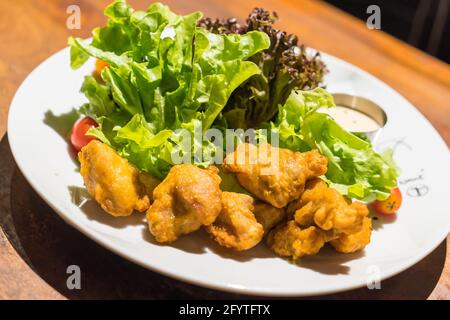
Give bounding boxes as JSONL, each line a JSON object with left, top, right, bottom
{"left": 318, "top": 106, "right": 381, "bottom": 132}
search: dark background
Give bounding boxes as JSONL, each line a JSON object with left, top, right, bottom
{"left": 325, "top": 0, "right": 450, "bottom": 63}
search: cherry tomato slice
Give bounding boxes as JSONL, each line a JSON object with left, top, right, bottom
{"left": 70, "top": 117, "right": 98, "bottom": 152}
{"left": 95, "top": 59, "right": 109, "bottom": 74}
{"left": 373, "top": 187, "right": 402, "bottom": 215}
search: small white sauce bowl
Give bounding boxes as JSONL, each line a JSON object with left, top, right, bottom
{"left": 331, "top": 93, "right": 387, "bottom": 143}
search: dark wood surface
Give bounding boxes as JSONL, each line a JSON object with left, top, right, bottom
{"left": 0, "top": 0, "right": 449, "bottom": 299}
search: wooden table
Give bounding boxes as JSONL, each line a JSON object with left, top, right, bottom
{"left": 0, "top": 0, "right": 449, "bottom": 300}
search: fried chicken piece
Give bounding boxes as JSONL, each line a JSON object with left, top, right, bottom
{"left": 267, "top": 221, "right": 336, "bottom": 260}
{"left": 206, "top": 192, "right": 264, "bottom": 251}
{"left": 223, "top": 143, "right": 328, "bottom": 208}
{"left": 147, "top": 164, "right": 222, "bottom": 243}
{"left": 253, "top": 202, "right": 286, "bottom": 233}
{"left": 330, "top": 217, "right": 372, "bottom": 253}
{"left": 79, "top": 140, "right": 157, "bottom": 217}
{"left": 287, "top": 179, "right": 369, "bottom": 235}
{"left": 138, "top": 172, "right": 161, "bottom": 198}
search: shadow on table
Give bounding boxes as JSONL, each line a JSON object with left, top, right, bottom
{"left": 0, "top": 138, "right": 447, "bottom": 299}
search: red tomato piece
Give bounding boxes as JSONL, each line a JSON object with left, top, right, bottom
{"left": 70, "top": 117, "right": 98, "bottom": 152}
{"left": 373, "top": 187, "right": 402, "bottom": 215}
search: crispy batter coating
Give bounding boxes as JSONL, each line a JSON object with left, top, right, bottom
{"left": 79, "top": 140, "right": 157, "bottom": 217}
{"left": 253, "top": 202, "right": 286, "bottom": 233}
{"left": 147, "top": 164, "right": 222, "bottom": 243}
{"left": 267, "top": 221, "right": 335, "bottom": 260}
{"left": 288, "top": 179, "right": 369, "bottom": 235}
{"left": 330, "top": 217, "right": 372, "bottom": 253}
{"left": 206, "top": 192, "right": 264, "bottom": 251}
{"left": 138, "top": 172, "right": 161, "bottom": 198}
{"left": 223, "top": 143, "right": 328, "bottom": 208}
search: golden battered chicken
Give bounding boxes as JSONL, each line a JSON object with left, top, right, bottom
{"left": 147, "top": 164, "right": 222, "bottom": 243}
{"left": 253, "top": 202, "right": 286, "bottom": 233}
{"left": 223, "top": 143, "right": 327, "bottom": 208}
{"left": 330, "top": 217, "right": 372, "bottom": 253}
{"left": 288, "top": 179, "right": 369, "bottom": 235}
{"left": 138, "top": 172, "right": 161, "bottom": 198}
{"left": 206, "top": 192, "right": 264, "bottom": 251}
{"left": 267, "top": 221, "right": 336, "bottom": 260}
{"left": 79, "top": 140, "right": 157, "bottom": 217}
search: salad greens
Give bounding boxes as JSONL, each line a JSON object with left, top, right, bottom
{"left": 69, "top": 0, "right": 270, "bottom": 178}
{"left": 69, "top": 0, "right": 398, "bottom": 201}
{"left": 199, "top": 8, "right": 327, "bottom": 129}
{"left": 261, "top": 88, "right": 399, "bottom": 201}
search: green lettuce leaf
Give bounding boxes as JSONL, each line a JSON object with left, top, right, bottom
{"left": 69, "top": 0, "right": 269, "bottom": 178}
{"left": 264, "top": 88, "right": 399, "bottom": 201}
{"left": 79, "top": 76, "right": 117, "bottom": 117}
{"left": 199, "top": 8, "right": 327, "bottom": 130}
{"left": 301, "top": 112, "right": 398, "bottom": 201}
{"left": 188, "top": 29, "right": 269, "bottom": 130}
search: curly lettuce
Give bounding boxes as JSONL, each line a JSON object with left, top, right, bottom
{"left": 263, "top": 88, "right": 399, "bottom": 201}
{"left": 68, "top": 0, "right": 269, "bottom": 178}
{"left": 199, "top": 8, "right": 327, "bottom": 129}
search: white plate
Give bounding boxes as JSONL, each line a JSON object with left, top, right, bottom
{"left": 7, "top": 46, "right": 450, "bottom": 297}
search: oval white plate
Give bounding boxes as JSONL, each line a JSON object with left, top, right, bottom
{"left": 7, "top": 46, "right": 450, "bottom": 297}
